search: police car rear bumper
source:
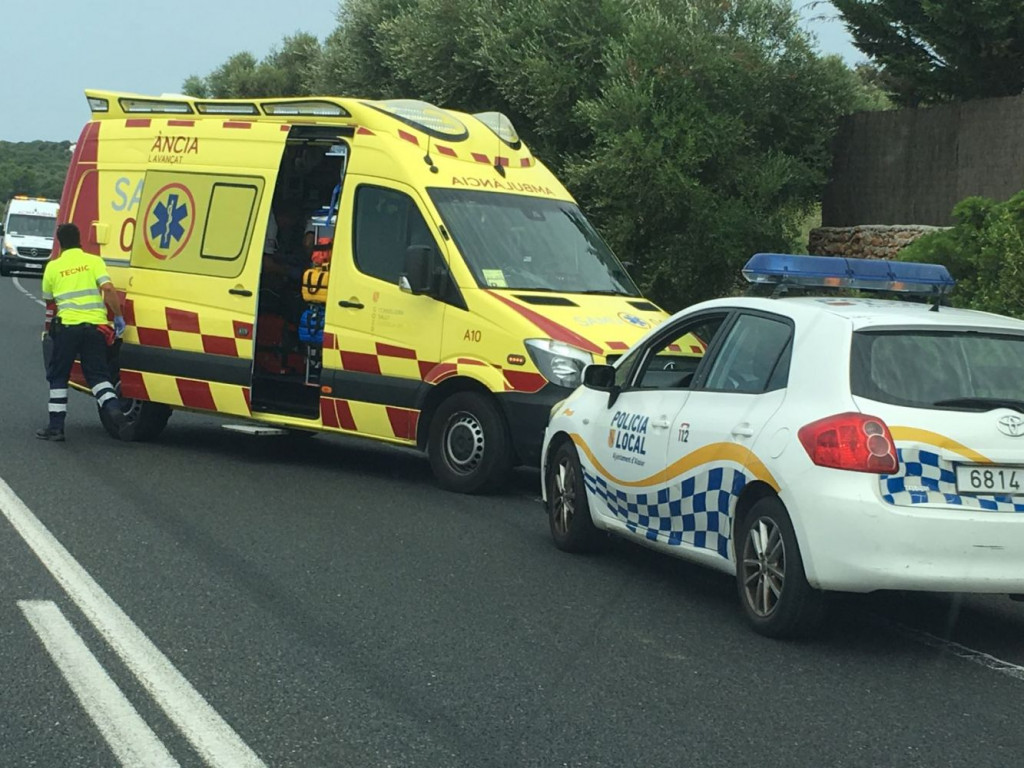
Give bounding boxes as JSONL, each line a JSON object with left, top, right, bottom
{"left": 498, "top": 384, "right": 573, "bottom": 467}
{"left": 789, "top": 470, "right": 1024, "bottom": 594}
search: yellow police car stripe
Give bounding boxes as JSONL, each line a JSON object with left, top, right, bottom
{"left": 569, "top": 433, "right": 779, "bottom": 491}
{"left": 889, "top": 427, "right": 991, "bottom": 464}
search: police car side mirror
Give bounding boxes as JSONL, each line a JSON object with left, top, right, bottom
{"left": 583, "top": 364, "right": 620, "bottom": 407}
{"left": 400, "top": 245, "right": 435, "bottom": 296}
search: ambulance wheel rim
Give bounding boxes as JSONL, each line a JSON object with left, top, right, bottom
{"left": 443, "top": 411, "right": 485, "bottom": 475}
{"left": 740, "top": 516, "right": 786, "bottom": 619}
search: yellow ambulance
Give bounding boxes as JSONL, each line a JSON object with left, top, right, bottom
{"left": 55, "top": 89, "right": 667, "bottom": 493}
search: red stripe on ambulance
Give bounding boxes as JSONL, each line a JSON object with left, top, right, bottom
{"left": 119, "top": 370, "right": 149, "bottom": 401}
{"left": 166, "top": 308, "right": 201, "bottom": 333}
{"left": 386, "top": 407, "right": 418, "bottom": 440}
{"left": 176, "top": 379, "right": 216, "bottom": 410}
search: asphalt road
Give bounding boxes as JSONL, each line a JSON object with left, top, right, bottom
{"left": 1, "top": 274, "right": 1022, "bottom": 768}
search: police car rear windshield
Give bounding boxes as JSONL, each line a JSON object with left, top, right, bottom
{"left": 428, "top": 189, "right": 640, "bottom": 296}
{"left": 851, "top": 330, "right": 1024, "bottom": 411}
{"left": 6, "top": 214, "right": 56, "bottom": 238}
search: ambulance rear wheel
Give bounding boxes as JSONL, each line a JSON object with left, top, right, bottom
{"left": 99, "top": 395, "right": 172, "bottom": 442}
{"left": 428, "top": 391, "right": 512, "bottom": 494}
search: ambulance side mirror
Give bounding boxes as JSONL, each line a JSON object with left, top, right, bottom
{"left": 400, "top": 244, "right": 436, "bottom": 296}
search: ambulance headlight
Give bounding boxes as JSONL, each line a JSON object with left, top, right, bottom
{"left": 525, "top": 339, "right": 593, "bottom": 389}
{"left": 2, "top": 237, "right": 15, "bottom": 256}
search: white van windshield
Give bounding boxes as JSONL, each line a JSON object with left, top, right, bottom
{"left": 428, "top": 189, "right": 640, "bottom": 296}
{"left": 7, "top": 214, "right": 56, "bottom": 238}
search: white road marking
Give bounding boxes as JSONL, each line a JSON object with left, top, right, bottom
{"left": 0, "top": 477, "right": 266, "bottom": 767}
{"left": 12, "top": 276, "right": 46, "bottom": 307}
{"left": 19, "top": 600, "right": 180, "bottom": 768}
{"left": 876, "top": 614, "right": 1024, "bottom": 683}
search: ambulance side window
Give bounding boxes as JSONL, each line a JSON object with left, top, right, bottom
{"left": 354, "top": 185, "right": 435, "bottom": 284}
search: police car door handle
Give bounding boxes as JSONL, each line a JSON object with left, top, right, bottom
{"left": 228, "top": 287, "right": 253, "bottom": 297}
{"left": 338, "top": 299, "right": 365, "bottom": 309}
{"left": 652, "top": 418, "right": 671, "bottom": 430}
{"left": 732, "top": 424, "right": 755, "bottom": 438}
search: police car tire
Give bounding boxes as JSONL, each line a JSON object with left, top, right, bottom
{"left": 735, "top": 497, "right": 825, "bottom": 639}
{"left": 546, "top": 441, "right": 602, "bottom": 553}
{"left": 99, "top": 399, "right": 172, "bottom": 442}
{"left": 428, "top": 391, "right": 512, "bottom": 494}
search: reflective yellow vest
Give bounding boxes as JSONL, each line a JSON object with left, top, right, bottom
{"left": 41, "top": 247, "right": 111, "bottom": 326}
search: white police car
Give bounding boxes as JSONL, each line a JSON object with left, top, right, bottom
{"left": 541, "top": 253, "right": 1024, "bottom": 637}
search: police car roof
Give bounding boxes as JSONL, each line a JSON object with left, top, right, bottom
{"left": 695, "top": 295, "right": 1024, "bottom": 333}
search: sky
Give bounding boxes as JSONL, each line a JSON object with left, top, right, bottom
{"left": 1, "top": 0, "right": 863, "bottom": 144}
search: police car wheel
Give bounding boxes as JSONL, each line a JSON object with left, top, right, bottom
{"left": 546, "top": 440, "right": 601, "bottom": 552}
{"left": 428, "top": 391, "right": 512, "bottom": 494}
{"left": 735, "top": 497, "right": 825, "bottom": 638}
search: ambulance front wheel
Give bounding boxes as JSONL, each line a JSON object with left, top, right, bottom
{"left": 428, "top": 391, "right": 513, "bottom": 494}
{"left": 99, "top": 395, "right": 172, "bottom": 442}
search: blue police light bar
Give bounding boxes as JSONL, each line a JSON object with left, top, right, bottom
{"left": 742, "top": 253, "right": 955, "bottom": 295}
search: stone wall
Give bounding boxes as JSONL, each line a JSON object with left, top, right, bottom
{"left": 807, "top": 225, "right": 944, "bottom": 260}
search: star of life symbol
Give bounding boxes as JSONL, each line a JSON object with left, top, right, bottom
{"left": 150, "top": 193, "right": 189, "bottom": 250}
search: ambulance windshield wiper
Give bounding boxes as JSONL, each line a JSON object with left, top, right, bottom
{"left": 579, "top": 289, "right": 631, "bottom": 296}
{"left": 932, "top": 397, "right": 1024, "bottom": 413}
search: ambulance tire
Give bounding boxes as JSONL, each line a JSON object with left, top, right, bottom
{"left": 735, "top": 497, "right": 826, "bottom": 639}
{"left": 546, "top": 440, "right": 602, "bottom": 553}
{"left": 99, "top": 398, "right": 172, "bottom": 442}
{"left": 428, "top": 391, "right": 513, "bottom": 494}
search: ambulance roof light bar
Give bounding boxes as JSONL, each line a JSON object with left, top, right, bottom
{"left": 196, "top": 102, "right": 260, "bottom": 115}
{"left": 743, "top": 253, "right": 956, "bottom": 297}
{"left": 262, "top": 100, "right": 350, "bottom": 117}
{"left": 118, "top": 97, "right": 194, "bottom": 115}
{"left": 87, "top": 96, "right": 109, "bottom": 113}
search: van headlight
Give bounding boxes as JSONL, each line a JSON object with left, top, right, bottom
{"left": 524, "top": 339, "right": 593, "bottom": 389}
{"left": 2, "top": 238, "right": 15, "bottom": 256}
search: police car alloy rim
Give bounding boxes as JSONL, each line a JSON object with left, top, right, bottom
{"left": 443, "top": 411, "right": 486, "bottom": 475}
{"left": 551, "top": 454, "right": 577, "bottom": 535}
{"left": 741, "top": 517, "right": 787, "bottom": 618}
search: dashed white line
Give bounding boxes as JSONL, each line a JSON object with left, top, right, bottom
{"left": 19, "top": 600, "right": 180, "bottom": 768}
{"left": 0, "top": 476, "right": 266, "bottom": 767}
{"left": 12, "top": 276, "right": 45, "bottom": 306}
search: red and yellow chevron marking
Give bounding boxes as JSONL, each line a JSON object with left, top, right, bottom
{"left": 118, "top": 294, "right": 253, "bottom": 358}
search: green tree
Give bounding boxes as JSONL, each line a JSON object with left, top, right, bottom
{"left": 0, "top": 141, "right": 73, "bottom": 202}
{"left": 832, "top": 0, "right": 1024, "bottom": 106}
{"left": 183, "top": 34, "right": 323, "bottom": 98}
{"left": 899, "top": 191, "right": 1024, "bottom": 318}
{"left": 565, "top": 1, "right": 865, "bottom": 308}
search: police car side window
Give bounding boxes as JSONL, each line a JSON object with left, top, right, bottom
{"left": 629, "top": 314, "right": 727, "bottom": 390}
{"left": 354, "top": 186, "right": 435, "bottom": 284}
{"left": 704, "top": 313, "right": 792, "bottom": 393}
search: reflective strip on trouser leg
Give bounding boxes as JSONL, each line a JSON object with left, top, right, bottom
{"left": 48, "top": 388, "right": 69, "bottom": 414}
{"left": 91, "top": 382, "right": 117, "bottom": 408}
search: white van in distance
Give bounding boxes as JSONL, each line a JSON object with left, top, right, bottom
{"left": 1, "top": 196, "right": 59, "bottom": 277}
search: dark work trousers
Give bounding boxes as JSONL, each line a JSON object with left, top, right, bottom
{"left": 46, "top": 323, "right": 118, "bottom": 430}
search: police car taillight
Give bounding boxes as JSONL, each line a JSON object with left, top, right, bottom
{"left": 798, "top": 413, "right": 898, "bottom": 474}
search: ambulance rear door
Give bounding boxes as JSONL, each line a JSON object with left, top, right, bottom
{"left": 124, "top": 168, "right": 268, "bottom": 418}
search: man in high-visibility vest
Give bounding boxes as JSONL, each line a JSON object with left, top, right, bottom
{"left": 37, "top": 223, "right": 127, "bottom": 441}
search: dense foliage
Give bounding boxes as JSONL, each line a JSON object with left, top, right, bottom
{"left": 832, "top": 0, "right": 1024, "bottom": 106}
{"left": 0, "top": 141, "right": 72, "bottom": 204}
{"left": 184, "top": 0, "right": 874, "bottom": 311}
{"left": 899, "top": 191, "right": 1024, "bottom": 318}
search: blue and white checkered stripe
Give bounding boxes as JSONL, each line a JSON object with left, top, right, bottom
{"left": 582, "top": 465, "right": 748, "bottom": 559}
{"left": 881, "top": 448, "right": 1024, "bottom": 512}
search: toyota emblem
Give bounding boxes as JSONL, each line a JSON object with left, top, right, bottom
{"left": 997, "top": 414, "right": 1024, "bottom": 437}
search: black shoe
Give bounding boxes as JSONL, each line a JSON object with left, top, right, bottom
{"left": 36, "top": 428, "right": 65, "bottom": 442}
{"left": 103, "top": 403, "right": 128, "bottom": 429}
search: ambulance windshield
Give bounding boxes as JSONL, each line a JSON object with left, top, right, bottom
{"left": 7, "top": 214, "right": 57, "bottom": 238}
{"left": 429, "top": 189, "right": 640, "bottom": 295}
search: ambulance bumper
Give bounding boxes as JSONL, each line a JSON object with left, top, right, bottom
{"left": 789, "top": 470, "right": 1024, "bottom": 595}
{"left": 498, "top": 384, "right": 573, "bottom": 467}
